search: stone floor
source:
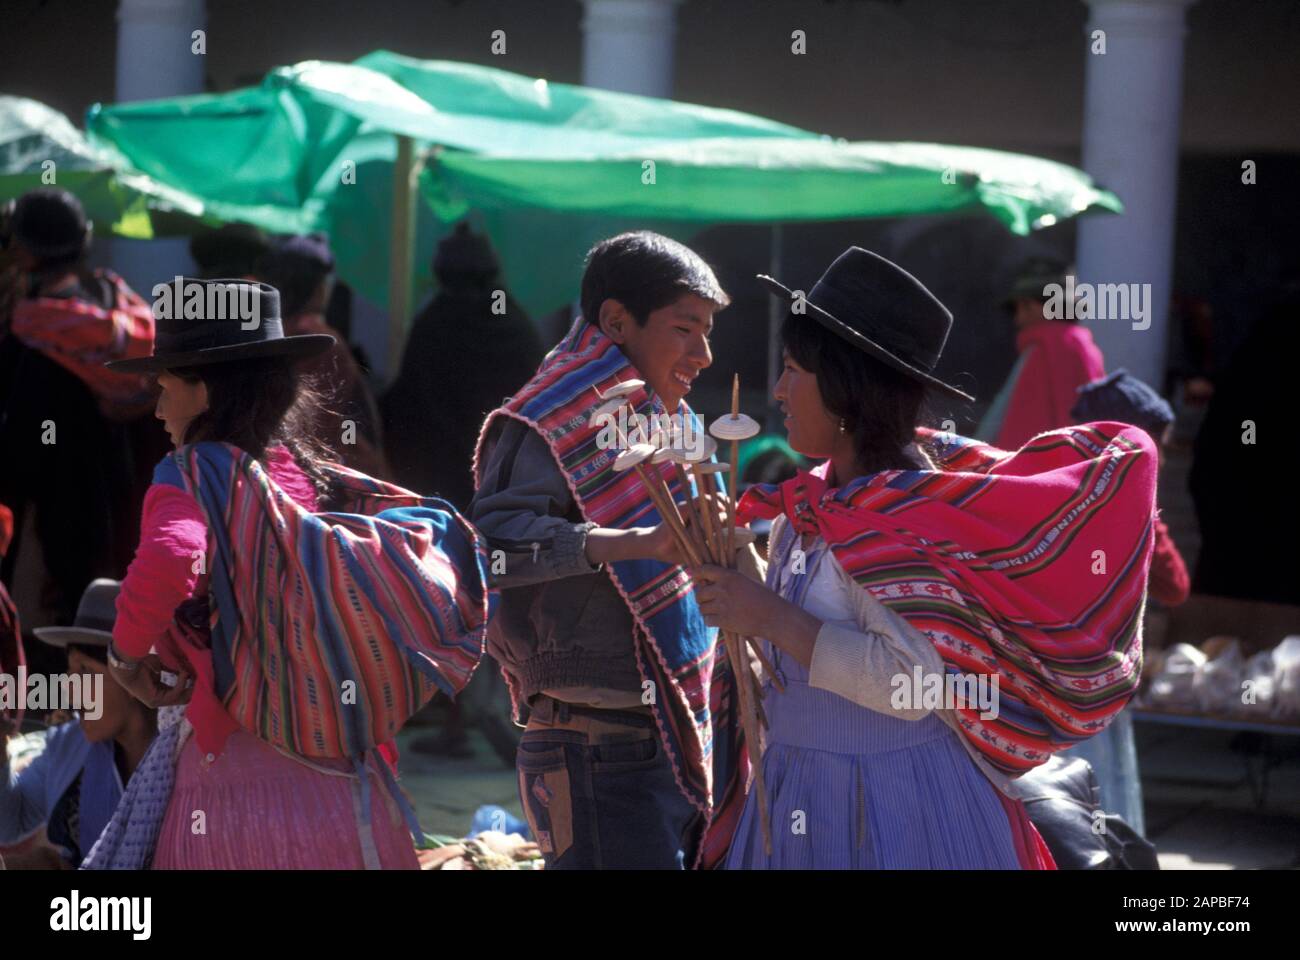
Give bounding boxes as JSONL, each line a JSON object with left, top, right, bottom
{"left": 396, "top": 724, "right": 524, "bottom": 839}
{"left": 395, "top": 712, "right": 1300, "bottom": 868}
{"left": 1137, "top": 721, "right": 1300, "bottom": 869}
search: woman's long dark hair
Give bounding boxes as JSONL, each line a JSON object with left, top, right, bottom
{"left": 781, "top": 311, "right": 935, "bottom": 476}
{"left": 169, "top": 356, "right": 337, "bottom": 497}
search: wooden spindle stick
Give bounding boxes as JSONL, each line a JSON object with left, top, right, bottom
{"left": 727, "top": 626, "right": 771, "bottom": 853}
{"left": 704, "top": 375, "right": 778, "bottom": 854}
{"left": 671, "top": 461, "right": 713, "bottom": 563}
{"left": 692, "top": 478, "right": 722, "bottom": 565}
{"left": 635, "top": 464, "right": 703, "bottom": 568}
{"left": 697, "top": 471, "right": 783, "bottom": 692}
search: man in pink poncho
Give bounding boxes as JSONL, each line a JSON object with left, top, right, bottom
{"left": 978, "top": 258, "right": 1106, "bottom": 450}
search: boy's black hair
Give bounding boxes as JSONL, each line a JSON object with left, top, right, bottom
{"left": 579, "top": 231, "right": 729, "bottom": 328}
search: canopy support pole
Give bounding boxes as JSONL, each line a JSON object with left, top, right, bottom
{"left": 387, "top": 134, "right": 416, "bottom": 378}
{"left": 764, "top": 223, "right": 784, "bottom": 431}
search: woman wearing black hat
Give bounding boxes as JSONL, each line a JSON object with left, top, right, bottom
{"left": 94, "top": 278, "right": 490, "bottom": 869}
{"left": 690, "top": 248, "right": 1158, "bottom": 869}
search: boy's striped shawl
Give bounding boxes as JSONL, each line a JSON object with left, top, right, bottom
{"left": 738, "top": 424, "right": 1158, "bottom": 774}
{"left": 155, "top": 442, "right": 494, "bottom": 761}
{"left": 474, "top": 319, "right": 744, "bottom": 869}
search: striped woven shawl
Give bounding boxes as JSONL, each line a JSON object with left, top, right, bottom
{"left": 474, "top": 319, "right": 743, "bottom": 868}
{"left": 155, "top": 442, "right": 493, "bottom": 760}
{"left": 738, "top": 424, "right": 1158, "bottom": 774}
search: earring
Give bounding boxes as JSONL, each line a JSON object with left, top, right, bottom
{"left": 839, "top": 418, "right": 847, "bottom": 434}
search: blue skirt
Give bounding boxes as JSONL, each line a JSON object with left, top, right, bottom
{"left": 725, "top": 680, "right": 1023, "bottom": 869}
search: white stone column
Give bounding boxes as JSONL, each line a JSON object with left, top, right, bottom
{"left": 1076, "top": 0, "right": 1195, "bottom": 389}
{"left": 581, "top": 0, "right": 683, "bottom": 98}
{"left": 112, "top": 0, "right": 207, "bottom": 293}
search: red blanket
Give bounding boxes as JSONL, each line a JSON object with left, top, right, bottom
{"left": 739, "top": 423, "right": 1157, "bottom": 775}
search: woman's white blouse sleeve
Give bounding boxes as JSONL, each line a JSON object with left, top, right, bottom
{"left": 806, "top": 556, "right": 947, "bottom": 719}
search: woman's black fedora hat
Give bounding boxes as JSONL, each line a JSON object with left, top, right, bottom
{"left": 758, "top": 247, "right": 975, "bottom": 403}
{"left": 106, "top": 277, "right": 335, "bottom": 374}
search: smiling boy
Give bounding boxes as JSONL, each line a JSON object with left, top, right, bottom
{"left": 470, "top": 232, "right": 732, "bottom": 869}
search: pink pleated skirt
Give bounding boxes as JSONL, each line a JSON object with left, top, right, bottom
{"left": 152, "top": 730, "right": 419, "bottom": 870}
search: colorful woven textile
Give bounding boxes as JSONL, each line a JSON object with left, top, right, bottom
{"left": 9, "top": 270, "right": 154, "bottom": 418}
{"left": 153, "top": 442, "right": 493, "bottom": 760}
{"left": 474, "top": 319, "right": 742, "bottom": 868}
{"left": 739, "top": 424, "right": 1157, "bottom": 775}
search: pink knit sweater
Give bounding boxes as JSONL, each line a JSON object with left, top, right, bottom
{"left": 113, "top": 446, "right": 318, "bottom": 660}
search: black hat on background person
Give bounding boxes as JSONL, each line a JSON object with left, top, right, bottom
{"left": 256, "top": 233, "right": 336, "bottom": 320}
{"left": 189, "top": 223, "right": 272, "bottom": 280}
{"left": 1003, "top": 256, "right": 1070, "bottom": 310}
{"left": 104, "top": 277, "right": 334, "bottom": 373}
{"left": 757, "top": 246, "right": 975, "bottom": 403}
{"left": 0, "top": 188, "right": 93, "bottom": 266}
{"left": 33, "top": 578, "right": 120, "bottom": 652}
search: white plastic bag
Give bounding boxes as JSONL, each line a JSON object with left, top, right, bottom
{"left": 1271, "top": 635, "right": 1300, "bottom": 721}
{"left": 1147, "top": 643, "right": 1206, "bottom": 710}
{"left": 1196, "top": 639, "right": 1243, "bottom": 714}
{"left": 1240, "top": 648, "right": 1276, "bottom": 717}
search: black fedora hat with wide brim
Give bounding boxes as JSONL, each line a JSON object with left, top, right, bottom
{"left": 106, "top": 277, "right": 335, "bottom": 374}
{"left": 759, "top": 247, "right": 975, "bottom": 403}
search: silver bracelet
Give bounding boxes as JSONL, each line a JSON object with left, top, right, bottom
{"left": 107, "top": 643, "right": 141, "bottom": 673}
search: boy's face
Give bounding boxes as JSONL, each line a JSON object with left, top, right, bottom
{"left": 599, "top": 293, "right": 715, "bottom": 410}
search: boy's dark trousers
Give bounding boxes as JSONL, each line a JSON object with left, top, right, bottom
{"left": 516, "top": 695, "right": 700, "bottom": 869}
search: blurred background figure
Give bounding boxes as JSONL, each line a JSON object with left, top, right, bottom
{"left": 977, "top": 257, "right": 1106, "bottom": 450}
{"left": 255, "top": 233, "right": 388, "bottom": 477}
{"left": 1164, "top": 293, "right": 1217, "bottom": 409}
{"left": 0, "top": 188, "right": 160, "bottom": 631}
{"left": 0, "top": 579, "right": 157, "bottom": 869}
{"left": 737, "top": 433, "right": 807, "bottom": 488}
{"left": 386, "top": 223, "right": 543, "bottom": 764}
{"left": 1188, "top": 280, "right": 1299, "bottom": 606}
{"left": 382, "top": 221, "right": 544, "bottom": 509}
{"left": 188, "top": 222, "right": 271, "bottom": 281}
{"left": 1063, "top": 368, "right": 1188, "bottom": 837}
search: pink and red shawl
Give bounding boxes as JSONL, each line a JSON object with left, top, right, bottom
{"left": 739, "top": 423, "right": 1157, "bottom": 775}
{"left": 9, "top": 270, "right": 154, "bottom": 419}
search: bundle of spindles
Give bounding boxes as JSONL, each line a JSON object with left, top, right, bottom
{"left": 594, "top": 379, "right": 705, "bottom": 573}
{"left": 596, "top": 375, "right": 774, "bottom": 855}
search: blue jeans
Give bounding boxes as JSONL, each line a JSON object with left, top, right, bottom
{"left": 516, "top": 697, "right": 699, "bottom": 869}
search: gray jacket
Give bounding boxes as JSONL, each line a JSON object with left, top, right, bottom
{"left": 470, "top": 417, "right": 643, "bottom": 714}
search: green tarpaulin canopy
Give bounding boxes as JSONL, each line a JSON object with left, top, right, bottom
{"left": 0, "top": 96, "right": 204, "bottom": 238}
{"left": 81, "top": 50, "right": 1120, "bottom": 322}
